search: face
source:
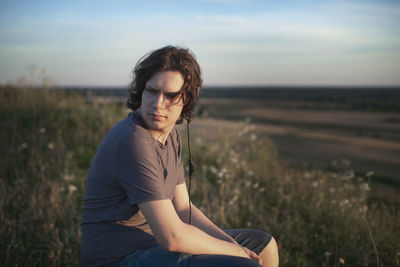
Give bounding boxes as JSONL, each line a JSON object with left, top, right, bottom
{"left": 137, "top": 71, "right": 184, "bottom": 141}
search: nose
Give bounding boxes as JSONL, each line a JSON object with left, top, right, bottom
{"left": 152, "top": 92, "right": 166, "bottom": 109}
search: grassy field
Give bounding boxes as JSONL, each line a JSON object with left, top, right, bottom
{"left": 198, "top": 96, "right": 400, "bottom": 192}
{"left": 1, "top": 86, "right": 400, "bottom": 266}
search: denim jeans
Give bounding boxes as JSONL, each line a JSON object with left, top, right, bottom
{"left": 116, "top": 229, "right": 271, "bottom": 267}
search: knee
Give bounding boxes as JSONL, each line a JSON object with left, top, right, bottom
{"left": 267, "top": 236, "right": 278, "bottom": 253}
{"left": 261, "top": 236, "right": 279, "bottom": 267}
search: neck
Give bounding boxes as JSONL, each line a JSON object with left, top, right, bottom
{"left": 150, "top": 130, "right": 169, "bottom": 145}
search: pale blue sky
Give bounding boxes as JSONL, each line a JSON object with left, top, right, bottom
{"left": 1, "top": 0, "right": 399, "bottom": 86}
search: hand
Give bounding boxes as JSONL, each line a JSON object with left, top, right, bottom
{"left": 241, "top": 246, "right": 262, "bottom": 265}
{"left": 237, "top": 246, "right": 252, "bottom": 259}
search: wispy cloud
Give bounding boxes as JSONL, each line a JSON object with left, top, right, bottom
{"left": 0, "top": 0, "right": 399, "bottom": 86}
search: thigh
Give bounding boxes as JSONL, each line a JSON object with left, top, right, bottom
{"left": 117, "top": 246, "right": 261, "bottom": 267}
{"left": 116, "top": 246, "right": 181, "bottom": 267}
{"left": 179, "top": 254, "right": 261, "bottom": 267}
{"left": 224, "top": 229, "right": 272, "bottom": 255}
{"left": 117, "top": 229, "right": 271, "bottom": 267}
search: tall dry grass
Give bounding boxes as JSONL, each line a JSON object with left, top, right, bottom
{"left": 184, "top": 121, "right": 400, "bottom": 266}
{"left": 1, "top": 86, "right": 399, "bottom": 266}
{"left": 0, "top": 86, "right": 122, "bottom": 266}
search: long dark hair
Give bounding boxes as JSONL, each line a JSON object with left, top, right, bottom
{"left": 127, "top": 45, "right": 202, "bottom": 124}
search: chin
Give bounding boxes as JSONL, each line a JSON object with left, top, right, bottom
{"left": 149, "top": 121, "right": 166, "bottom": 131}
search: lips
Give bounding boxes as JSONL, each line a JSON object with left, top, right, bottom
{"left": 149, "top": 113, "right": 166, "bottom": 121}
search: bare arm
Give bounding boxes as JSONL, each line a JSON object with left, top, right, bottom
{"left": 138, "top": 199, "right": 249, "bottom": 258}
{"left": 172, "top": 183, "right": 262, "bottom": 263}
{"left": 172, "top": 183, "right": 237, "bottom": 243}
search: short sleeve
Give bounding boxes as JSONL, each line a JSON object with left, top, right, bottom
{"left": 116, "top": 134, "right": 168, "bottom": 205}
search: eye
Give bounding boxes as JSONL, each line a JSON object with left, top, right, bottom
{"left": 144, "top": 87, "right": 157, "bottom": 94}
{"left": 165, "top": 92, "right": 181, "bottom": 100}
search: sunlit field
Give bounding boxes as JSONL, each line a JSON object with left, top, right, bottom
{"left": 1, "top": 86, "right": 399, "bottom": 266}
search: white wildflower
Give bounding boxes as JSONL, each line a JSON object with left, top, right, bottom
{"left": 228, "top": 195, "right": 239, "bottom": 206}
{"left": 39, "top": 127, "right": 46, "bottom": 134}
{"left": 230, "top": 155, "right": 238, "bottom": 164}
{"left": 340, "top": 199, "right": 350, "bottom": 206}
{"left": 329, "top": 172, "right": 338, "bottom": 178}
{"left": 47, "top": 143, "right": 54, "bottom": 150}
{"left": 68, "top": 185, "right": 77, "bottom": 194}
{"left": 63, "top": 174, "right": 75, "bottom": 181}
{"left": 366, "top": 171, "right": 374, "bottom": 177}
{"left": 20, "top": 142, "right": 28, "bottom": 150}
{"left": 344, "top": 170, "right": 355, "bottom": 180}
{"left": 210, "top": 166, "right": 218, "bottom": 174}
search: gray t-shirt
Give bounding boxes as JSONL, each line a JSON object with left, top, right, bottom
{"left": 81, "top": 111, "right": 185, "bottom": 267}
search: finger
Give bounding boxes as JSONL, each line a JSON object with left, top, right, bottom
{"left": 248, "top": 250, "right": 257, "bottom": 258}
{"left": 241, "top": 246, "right": 261, "bottom": 263}
{"left": 239, "top": 247, "right": 252, "bottom": 259}
{"left": 248, "top": 251, "right": 262, "bottom": 263}
{"left": 251, "top": 254, "right": 260, "bottom": 261}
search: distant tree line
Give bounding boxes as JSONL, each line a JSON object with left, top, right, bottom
{"left": 63, "top": 86, "right": 400, "bottom": 112}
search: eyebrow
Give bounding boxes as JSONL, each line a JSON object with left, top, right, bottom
{"left": 144, "top": 85, "right": 159, "bottom": 91}
{"left": 145, "top": 85, "right": 182, "bottom": 95}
